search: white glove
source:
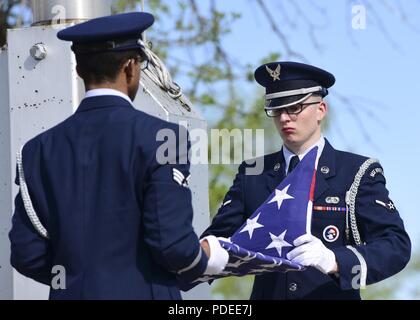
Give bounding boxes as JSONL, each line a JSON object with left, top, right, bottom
{"left": 286, "top": 234, "right": 337, "bottom": 274}
{"left": 201, "top": 235, "right": 229, "bottom": 275}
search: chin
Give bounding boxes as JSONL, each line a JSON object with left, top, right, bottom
{"left": 281, "top": 134, "right": 299, "bottom": 145}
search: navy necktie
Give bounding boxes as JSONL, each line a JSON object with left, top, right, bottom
{"left": 287, "top": 155, "right": 300, "bottom": 175}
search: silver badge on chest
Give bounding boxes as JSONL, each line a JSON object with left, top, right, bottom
{"left": 320, "top": 166, "right": 330, "bottom": 174}
{"left": 323, "top": 225, "right": 340, "bottom": 242}
{"left": 325, "top": 196, "right": 340, "bottom": 204}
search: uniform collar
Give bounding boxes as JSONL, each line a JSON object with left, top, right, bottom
{"left": 264, "top": 151, "right": 286, "bottom": 194}
{"left": 76, "top": 93, "right": 134, "bottom": 113}
{"left": 84, "top": 88, "right": 133, "bottom": 105}
{"left": 282, "top": 135, "right": 325, "bottom": 175}
{"left": 316, "top": 138, "right": 336, "bottom": 178}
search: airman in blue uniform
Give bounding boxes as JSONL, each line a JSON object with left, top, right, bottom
{"left": 9, "top": 12, "right": 228, "bottom": 300}
{"left": 202, "top": 61, "right": 411, "bottom": 299}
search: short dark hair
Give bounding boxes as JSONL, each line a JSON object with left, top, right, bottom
{"left": 76, "top": 50, "right": 139, "bottom": 84}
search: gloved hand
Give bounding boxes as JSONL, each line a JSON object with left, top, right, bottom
{"left": 286, "top": 234, "right": 337, "bottom": 274}
{"left": 200, "top": 235, "right": 229, "bottom": 275}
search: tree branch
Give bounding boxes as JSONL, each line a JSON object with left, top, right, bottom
{"left": 254, "top": 0, "right": 308, "bottom": 62}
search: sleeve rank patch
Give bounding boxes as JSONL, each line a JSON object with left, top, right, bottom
{"left": 370, "top": 167, "right": 384, "bottom": 178}
{"left": 375, "top": 199, "right": 396, "bottom": 212}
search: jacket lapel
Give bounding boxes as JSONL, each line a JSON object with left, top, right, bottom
{"left": 313, "top": 139, "right": 336, "bottom": 201}
{"left": 264, "top": 150, "right": 286, "bottom": 194}
{"left": 263, "top": 139, "right": 337, "bottom": 201}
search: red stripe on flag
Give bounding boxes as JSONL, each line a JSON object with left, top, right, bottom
{"left": 309, "top": 169, "right": 316, "bottom": 201}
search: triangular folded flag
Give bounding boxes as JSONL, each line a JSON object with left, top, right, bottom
{"left": 182, "top": 147, "right": 318, "bottom": 288}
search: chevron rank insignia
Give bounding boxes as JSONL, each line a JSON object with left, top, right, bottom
{"left": 173, "top": 168, "right": 190, "bottom": 188}
{"left": 265, "top": 64, "right": 281, "bottom": 81}
{"left": 370, "top": 167, "right": 384, "bottom": 179}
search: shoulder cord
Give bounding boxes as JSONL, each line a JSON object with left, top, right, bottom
{"left": 140, "top": 0, "right": 191, "bottom": 111}
{"left": 345, "top": 158, "right": 379, "bottom": 246}
{"left": 142, "top": 47, "right": 186, "bottom": 104}
{"left": 16, "top": 148, "right": 49, "bottom": 239}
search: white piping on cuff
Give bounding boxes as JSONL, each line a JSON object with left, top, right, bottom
{"left": 177, "top": 248, "right": 203, "bottom": 274}
{"left": 346, "top": 245, "right": 367, "bottom": 289}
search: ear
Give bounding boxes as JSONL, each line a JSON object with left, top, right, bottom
{"left": 76, "top": 65, "right": 82, "bottom": 78}
{"left": 124, "top": 59, "right": 136, "bottom": 81}
{"left": 317, "top": 100, "right": 328, "bottom": 121}
{"left": 75, "top": 65, "right": 88, "bottom": 86}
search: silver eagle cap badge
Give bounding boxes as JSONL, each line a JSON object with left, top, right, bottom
{"left": 266, "top": 64, "right": 281, "bottom": 81}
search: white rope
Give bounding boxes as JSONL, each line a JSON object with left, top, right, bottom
{"left": 143, "top": 48, "right": 184, "bottom": 96}
{"left": 16, "top": 148, "right": 49, "bottom": 239}
{"left": 140, "top": 0, "right": 190, "bottom": 110}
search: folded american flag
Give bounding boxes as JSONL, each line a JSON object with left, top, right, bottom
{"left": 183, "top": 147, "right": 317, "bottom": 288}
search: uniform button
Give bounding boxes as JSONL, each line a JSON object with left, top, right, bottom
{"left": 289, "top": 282, "right": 298, "bottom": 292}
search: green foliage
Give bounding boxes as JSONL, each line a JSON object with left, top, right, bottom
{"left": 212, "top": 276, "right": 254, "bottom": 300}
{"left": 0, "top": 0, "right": 31, "bottom": 47}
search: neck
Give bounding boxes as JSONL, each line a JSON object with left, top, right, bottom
{"left": 85, "top": 82, "right": 129, "bottom": 96}
{"left": 285, "top": 132, "right": 322, "bottom": 155}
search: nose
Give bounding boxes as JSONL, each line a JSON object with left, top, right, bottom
{"left": 279, "top": 110, "right": 292, "bottom": 122}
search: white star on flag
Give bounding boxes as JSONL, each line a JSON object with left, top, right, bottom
{"left": 268, "top": 184, "right": 294, "bottom": 210}
{"left": 239, "top": 213, "right": 264, "bottom": 239}
{"left": 265, "top": 230, "right": 292, "bottom": 257}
